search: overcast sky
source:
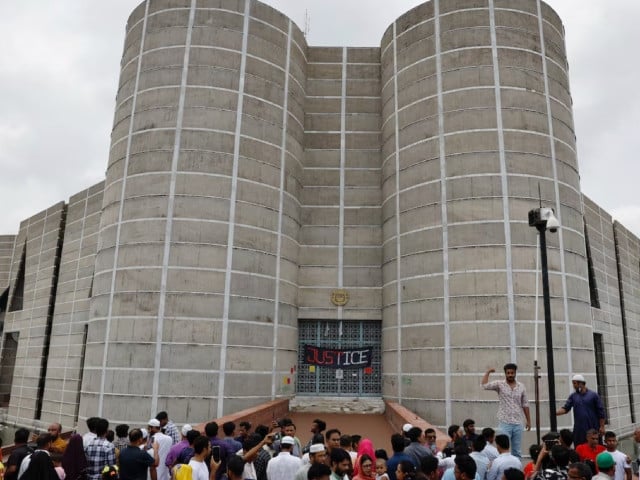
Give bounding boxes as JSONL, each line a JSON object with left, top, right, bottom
{"left": 1, "top": 1, "right": 638, "bottom": 236}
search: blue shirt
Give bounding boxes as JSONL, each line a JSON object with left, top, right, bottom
{"left": 562, "top": 389, "right": 606, "bottom": 445}
{"left": 223, "top": 437, "right": 243, "bottom": 454}
{"left": 486, "top": 453, "right": 522, "bottom": 480}
{"left": 404, "top": 442, "right": 433, "bottom": 468}
{"left": 470, "top": 451, "right": 490, "bottom": 480}
{"left": 387, "top": 452, "right": 414, "bottom": 480}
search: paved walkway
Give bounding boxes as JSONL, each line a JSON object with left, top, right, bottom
{"left": 288, "top": 411, "right": 398, "bottom": 455}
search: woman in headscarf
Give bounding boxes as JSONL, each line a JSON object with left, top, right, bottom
{"left": 353, "top": 438, "right": 377, "bottom": 479}
{"left": 20, "top": 450, "right": 59, "bottom": 480}
{"left": 353, "top": 454, "right": 376, "bottom": 480}
{"left": 61, "top": 434, "right": 88, "bottom": 480}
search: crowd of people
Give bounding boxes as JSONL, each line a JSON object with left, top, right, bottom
{"left": 0, "top": 412, "right": 637, "bottom": 480}
{"left": 0, "top": 364, "right": 633, "bottom": 480}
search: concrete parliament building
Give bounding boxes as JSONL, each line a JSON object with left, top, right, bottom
{"left": 1, "top": 0, "right": 639, "bottom": 438}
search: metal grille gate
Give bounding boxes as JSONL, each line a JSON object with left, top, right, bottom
{"left": 297, "top": 320, "right": 381, "bottom": 396}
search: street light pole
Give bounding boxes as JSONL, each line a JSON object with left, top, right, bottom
{"left": 529, "top": 207, "right": 560, "bottom": 433}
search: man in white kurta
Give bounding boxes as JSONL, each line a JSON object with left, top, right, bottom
{"left": 267, "top": 436, "right": 302, "bottom": 480}
{"left": 148, "top": 419, "right": 173, "bottom": 480}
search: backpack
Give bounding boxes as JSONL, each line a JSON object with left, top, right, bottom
{"left": 173, "top": 463, "right": 193, "bottom": 480}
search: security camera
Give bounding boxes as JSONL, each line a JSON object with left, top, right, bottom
{"left": 546, "top": 216, "right": 559, "bottom": 232}
{"left": 540, "top": 207, "right": 560, "bottom": 233}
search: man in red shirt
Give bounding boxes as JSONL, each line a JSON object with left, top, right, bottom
{"left": 576, "top": 429, "right": 605, "bottom": 464}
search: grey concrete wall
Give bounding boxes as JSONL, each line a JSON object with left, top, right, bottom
{"left": 2, "top": 202, "right": 66, "bottom": 425}
{"left": 611, "top": 220, "right": 640, "bottom": 433}
{"left": 379, "top": 0, "right": 591, "bottom": 429}
{"left": 0, "top": 234, "right": 17, "bottom": 406}
{"left": 83, "top": 0, "right": 307, "bottom": 424}
{"left": 38, "top": 183, "right": 104, "bottom": 429}
{"left": 298, "top": 46, "right": 383, "bottom": 321}
{"left": 0, "top": 235, "right": 16, "bottom": 291}
{"left": 582, "top": 196, "right": 633, "bottom": 435}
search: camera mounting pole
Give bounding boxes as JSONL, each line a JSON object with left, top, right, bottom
{"left": 529, "top": 205, "right": 560, "bottom": 433}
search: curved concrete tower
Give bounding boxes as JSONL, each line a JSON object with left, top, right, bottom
{"left": 379, "top": 0, "right": 589, "bottom": 427}
{"left": 84, "top": 0, "right": 307, "bottom": 421}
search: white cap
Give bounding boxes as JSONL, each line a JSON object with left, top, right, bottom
{"left": 310, "top": 443, "right": 325, "bottom": 453}
{"left": 281, "top": 435, "right": 295, "bottom": 445}
{"left": 141, "top": 428, "right": 149, "bottom": 439}
{"left": 148, "top": 419, "right": 161, "bottom": 427}
{"left": 402, "top": 423, "right": 413, "bottom": 433}
{"left": 182, "top": 424, "right": 193, "bottom": 436}
{"left": 572, "top": 374, "right": 586, "bottom": 383}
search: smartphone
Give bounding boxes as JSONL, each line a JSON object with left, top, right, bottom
{"left": 212, "top": 445, "right": 221, "bottom": 463}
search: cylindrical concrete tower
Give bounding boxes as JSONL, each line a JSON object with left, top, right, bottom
{"left": 380, "top": 0, "right": 591, "bottom": 429}
{"left": 84, "top": 0, "right": 307, "bottom": 422}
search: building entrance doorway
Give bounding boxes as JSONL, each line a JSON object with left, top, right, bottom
{"left": 297, "top": 320, "right": 381, "bottom": 396}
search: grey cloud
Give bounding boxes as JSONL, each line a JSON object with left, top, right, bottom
{"left": 1, "top": 0, "right": 639, "bottom": 236}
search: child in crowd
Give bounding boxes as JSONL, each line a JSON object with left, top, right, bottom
{"left": 376, "top": 458, "right": 390, "bottom": 480}
{"left": 524, "top": 444, "right": 542, "bottom": 479}
{"left": 50, "top": 453, "right": 65, "bottom": 480}
{"left": 101, "top": 465, "right": 119, "bottom": 480}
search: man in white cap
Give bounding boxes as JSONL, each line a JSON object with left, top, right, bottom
{"left": 148, "top": 418, "right": 173, "bottom": 480}
{"left": 165, "top": 424, "right": 193, "bottom": 469}
{"left": 267, "top": 436, "right": 302, "bottom": 480}
{"left": 556, "top": 374, "right": 606, "bottom": 446}
{"left": 295, "top": 443, "right": 327, "bottom": 480}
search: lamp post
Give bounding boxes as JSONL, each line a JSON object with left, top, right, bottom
{"left": 529, "top": 207, "right": 560, "bottom": 433}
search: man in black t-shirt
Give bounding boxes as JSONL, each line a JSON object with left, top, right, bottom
{"left": 4, "top": 428, "right": 33, "bottom": 480}
{"left": 119, "top": 429, "right": 158, "bottom": 480}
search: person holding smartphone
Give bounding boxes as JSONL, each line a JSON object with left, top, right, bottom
{"left": 190, "top": 436, "right": 221, "bottom": 480}
{"left": 119, "top": 429, "right": 159, "bottom": 480}
{"left": 205, "top": 422, "right": 229, "bottom": 480}
{"left": 533, "top": 443, "right": 571, "bottom": 480}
